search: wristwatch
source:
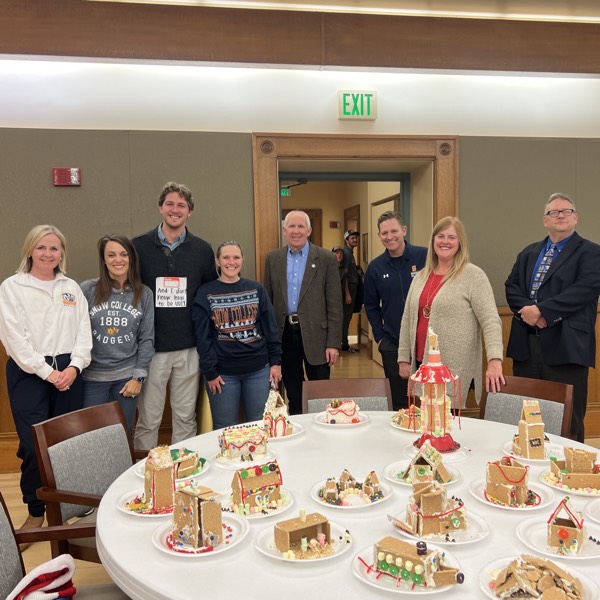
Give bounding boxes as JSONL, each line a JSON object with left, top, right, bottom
{"left": 136, "top": 376, "right": 146, "bottom": 384}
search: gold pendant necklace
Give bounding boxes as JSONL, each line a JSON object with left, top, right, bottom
{"left": 422, "top": 274, "right": 444, "bottom": 319}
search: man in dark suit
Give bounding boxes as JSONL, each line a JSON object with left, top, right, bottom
{"left": 263, "top": 210, "right": 343, "bottom": 414}
{"left": 505, "top": 193, "right": 600, "bottom": 441}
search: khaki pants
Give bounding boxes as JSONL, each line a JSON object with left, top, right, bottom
{"left": 133, "top": 348, "right": 200, "bottom": 450}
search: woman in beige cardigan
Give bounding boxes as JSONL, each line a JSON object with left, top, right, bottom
{"left": 398, "top": 216, "right": 504, "bottom": 407}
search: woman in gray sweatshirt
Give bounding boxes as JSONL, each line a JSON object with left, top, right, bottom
{"left": 81, "top": 235, "right": 154, "bottom": 436}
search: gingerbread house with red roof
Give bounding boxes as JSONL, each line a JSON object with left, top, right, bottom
{"left": 231, "top": 460, "right": 282, "bottom": 509}
{"left": 547, "top": 497, "right": 585, "bottom": 555}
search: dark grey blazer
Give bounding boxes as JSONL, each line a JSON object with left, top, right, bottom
{"left": 263, "top": 243, "right": 343, "bottom": 365}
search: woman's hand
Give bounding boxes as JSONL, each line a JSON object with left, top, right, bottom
{"left": 120, "top": 379, "right": 142, "bottom": 398}
{"left": 208, "top": 376, "right": 225, "bottom": 395}
{"left": 269, "top": 365, "right": 282, "bottom": 387}
{"left": 485, "top": 358, "right": 505, "bottom": 393}
{"left": 399, "top": 362, "right": 411, "bottom": 379}
{"left": 54, "top": 366, "right": 78, "bottom": 392}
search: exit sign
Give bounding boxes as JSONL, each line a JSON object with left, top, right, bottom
{"left": 338, "top": 90, "right": 377, "bottom": 120}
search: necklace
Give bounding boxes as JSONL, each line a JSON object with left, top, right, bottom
{"left": 422, "top": 273, "right": 444, "bottom": 318}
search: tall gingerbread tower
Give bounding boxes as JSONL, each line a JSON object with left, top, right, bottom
{"left": 409, "top": 328, "right": 461, "bottom": 453}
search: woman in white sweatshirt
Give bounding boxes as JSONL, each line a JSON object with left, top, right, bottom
{"left": 0, "top": 225, "right": 92, "bottom": 531}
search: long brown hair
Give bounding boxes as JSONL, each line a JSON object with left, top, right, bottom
{"left": 93, "top": 235, "right": 144, "bottom": 307}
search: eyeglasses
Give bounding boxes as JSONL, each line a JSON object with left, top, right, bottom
{"left": 545, "top": 209, "right": 576, "bottom": 218}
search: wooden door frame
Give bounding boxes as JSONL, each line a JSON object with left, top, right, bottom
{"left": 253, "top": 133, "right": 459, "bottom": 279}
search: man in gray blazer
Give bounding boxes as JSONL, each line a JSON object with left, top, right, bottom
{"left": 263, "top": 210, "right": 343, "bottom": 414}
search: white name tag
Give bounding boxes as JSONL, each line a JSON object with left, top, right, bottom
{"left": 155, "top": 277, "right": 187, "bottom": 308}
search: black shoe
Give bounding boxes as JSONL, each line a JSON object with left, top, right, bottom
{"left": 77, "top": 508, "right": 95, "bottom": 518}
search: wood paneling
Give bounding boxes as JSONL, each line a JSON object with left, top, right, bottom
{"left": 1, "top": 1, "right": 600, "bottom": 74}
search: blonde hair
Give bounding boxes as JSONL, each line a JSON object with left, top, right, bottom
{"left": 18, "top": 225, "right": 67, "bottom": 274}
{"left": 418, "top": 216, "right": 469, "bottom": 284}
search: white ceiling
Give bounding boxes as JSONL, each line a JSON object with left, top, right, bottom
{"left": 87, "top": 0, "right": 600, "bottom": 23}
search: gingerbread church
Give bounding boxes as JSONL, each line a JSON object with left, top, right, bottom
{"left": 512, "top": 399, "right": 545, "bottom": 460}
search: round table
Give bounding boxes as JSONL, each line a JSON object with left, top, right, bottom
{"left": 97, "top": 413, "right": 600, "bottom": 599}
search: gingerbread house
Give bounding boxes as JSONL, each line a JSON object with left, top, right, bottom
{"left": 374, "top": 536, "right": 464, "bottom": 588}
{"left": 512, "top": 400, "right": 545, "bottom": 460}
{"left": 547, "top": 497, "right": 585, "bottom": 555}
{"left": 231, "top": 459, "right": 282, "bottom": 510}
{"left": 549, "top": 447, "right": 600, "bottom": 491}
{"left": 486, "top": 456, "right": 530, "bottom": 507}
{"left": 171, "top": 484, "right": 222, "bottom": 551}
{"left": 274, "top": 512, "right": 332, "bottom": 558}
{"left": 396, "top": 481, "right": 466, "bottom": 538}
{"left": 218, "top": 424, "right": 268, "bottom": 461}
{"left": 143, "top": 446, "right": 175, "bottom": 511}
{"left": 171, "top": 447, "right": 201, "bottom": 479}
{"left": 400, "top": 441, "right": 452, "bottom": 490}
{"left": 392, "top": 405, "right": 421, "bottom": 430}
{"left": 319, "top": 469, "right": 384, "bottom": 505}
{"left": 263, "top": 388, "right": 294, "bottom": 438}
{"left": 325, "top": 399, "right": 360, "bottom": 424}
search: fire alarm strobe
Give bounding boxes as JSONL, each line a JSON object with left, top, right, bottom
{"left": 53, "top": 168, "right": 81, "bottom": 186}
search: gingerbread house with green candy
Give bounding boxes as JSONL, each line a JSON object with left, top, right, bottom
{"left": 408, "top": 329, "right": 462, "bottom": 454}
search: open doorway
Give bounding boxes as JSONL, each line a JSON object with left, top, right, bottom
{"left": 252, "top": 133, "right": 458, "bottom": 280}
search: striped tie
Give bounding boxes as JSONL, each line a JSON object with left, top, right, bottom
{"left": 530, "top": 244, "right": 556, "bottom": 299}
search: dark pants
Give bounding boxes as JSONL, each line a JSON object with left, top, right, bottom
{"left": 378, "top": 337, "right": 408, "bottom": 411}
{"left": 281, "top": 321, "right": 330, "bottom": 415}
{"left": 513, "top": 334, "right": 588, "bottom": 442}
{"left": 341, "top": 282, "right": 358, "bottom": 350}
{"left": 7, "top": 355, "right": 83, "bottom": 517}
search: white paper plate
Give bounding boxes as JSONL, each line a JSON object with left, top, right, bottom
{"left": 266, "top": 421, "right": 305, "bottom": 441}
{"left": 210, "top": 449, "right": 276, "bottom": 471}
{"left": 134, "top": 457, "right": 210, "bottom": 483}
{"left": 479, "top": 555, "right": 600, "bottom": 600}
{"left": 310, "top": 479, "right": 392, "bottom": 509}
{"left": 539, "top": 471, "right": 600, "bottom": 497}
{"left": 516, "top": 516, "right": 600, "bottom": 560}
{"left": 583, "top": 500, "right": 600, "bottom": 524}
{"left": 254, "top": 519, "right": 352, "bottom": 562}
{"left": 224, "top": 487, "right": 294, "bottom": 520}
{"left": 502, "top": 440, "right": 564, "bottom": 463}
{"left": 313, "top": 411, "right": 370, "bottom": 427}
{"left": 152, "top": 513, "right": 249, "bottom": 557}
{"left": 352, "top": 544, "right": 463, "bottom": 595}
{"left": 383, "top": 459, "right": 460, "bottom": 487}
{"left": 404, "top": 442, "right": 471, "bottom": 463}
{"left": 468, "top": 478, "right": 554, "bottom": 511}
{"left": 390, "top": 416, "right": 420, "bottom": 433}
{"left": 388, "top": 511, "right": 489, "bottom": 546}
{"left": 116, "top": 490, "right": 173, "bottom": 518}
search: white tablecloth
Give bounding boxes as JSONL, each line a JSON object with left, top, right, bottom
{"left": 97, "top": 413, "right": 600, "bottom": 599}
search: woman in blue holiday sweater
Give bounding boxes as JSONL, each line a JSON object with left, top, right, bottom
{"left": 192, "top": 241, "right": 282, "bottom": 429}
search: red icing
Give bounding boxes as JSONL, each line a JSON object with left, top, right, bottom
{"left": 415, "top": 433, "right": 460, "bottom": 453}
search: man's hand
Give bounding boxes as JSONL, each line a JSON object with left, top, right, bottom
{"left": 326, "top": 347, "right": 339, "bottom": 366}
{"left": 518, "top": 304, "right": 542, "bottom": 327}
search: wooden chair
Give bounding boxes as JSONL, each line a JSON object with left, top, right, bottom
{"left": 33, "top": 402, "right": 145, "bottom": 563}
{"left": 0, "top": 491, "right": 128, "bottom": 599}
{"left": 301, "top": 378, "right": 393, "bottom": 414}
{"left": 479, "top": 375, "right": 574, "bottom": 438}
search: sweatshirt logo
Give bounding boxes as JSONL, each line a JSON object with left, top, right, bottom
{"left": 62, "top": 293, "right": 76, "bottom": 307}
{"left": 107, "top": 327, "right": 120, "bottom": 335}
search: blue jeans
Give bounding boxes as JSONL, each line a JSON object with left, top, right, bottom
{"left": 83, "top": 378, "right": 137, "bottom": 438}
{"left": 207, "top": 365, "right": 270, "bottom": 430}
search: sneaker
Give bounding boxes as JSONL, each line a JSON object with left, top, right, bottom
{"left": 77, "top": 507, "right": 95, "bottom": 518}
{"left": 344, "top": 346, "right": 359, "bottom": 353}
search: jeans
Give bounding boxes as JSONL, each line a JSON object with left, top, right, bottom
{"left": 83, "top": 378, "right": 137, "bottom": 438}
{"left": 207, "top": 365, "right": 270, "bottom": 430}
